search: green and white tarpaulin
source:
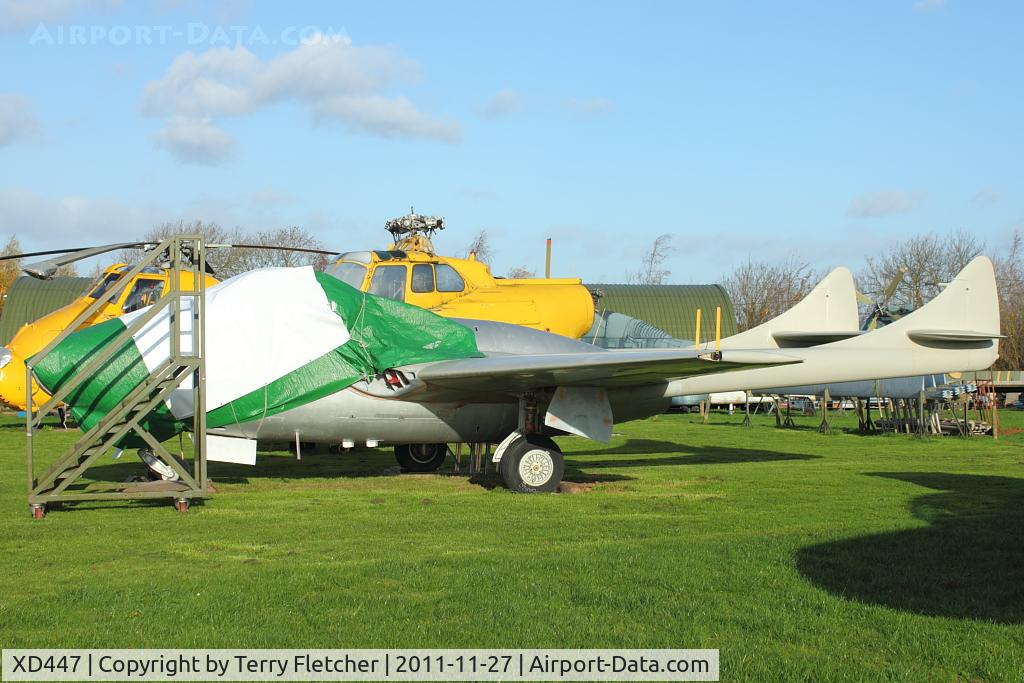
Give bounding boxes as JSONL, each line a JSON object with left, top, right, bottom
{"left": 32, "top": 266, "right": 481, "bottom": 444}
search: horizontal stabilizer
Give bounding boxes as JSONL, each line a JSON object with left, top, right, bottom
{"left": 772, "top": 330, "right": 865, "bottom": 344}
{"left": 907, "top": 329, "right": 1006, "bottom": 343}
{"left": 720, "top": 267, "right": 859, "bottom": 349}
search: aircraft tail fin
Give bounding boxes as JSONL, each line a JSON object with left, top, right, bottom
{"left": 837, "top": 255, "right": 1002, "bottom": 355}
{"left": 719, "top": 266, "right": 860, "bottom": 349}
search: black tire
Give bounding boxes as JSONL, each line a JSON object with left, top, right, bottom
{"left": 394, "top": 443, "right": 448, "bottom": 472}
{"left": 528, "top": 435, "right": 560, "bottom": 452}
{"left": 500, "top": 437, "right": 564, "bottom": 493}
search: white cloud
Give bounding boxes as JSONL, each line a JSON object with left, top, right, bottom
{"left": 140, "top": 34, "right": 460, "bottom": 162}
{"left": 972, "top": 187, "right": 1002, "bottom": 205}
{"left": 563, "top": 97, "right": 615, "bottom": 118}
{"left": 0, "top": 93, "right": 39, "bottom": 146}
{"left": 479, "top": 89, "right": 523, "bottom": 118}
{"left": 312, "top": 94, "right": 461, "bottom": 142}
{"left": 0, "top": 185, "right": 325, "bottom": 258}
{"left": 0, "top": 187, "right": 159, "bottom": 250}
{"left": 0, "top": 0, "right": 117, "bottom": 32}
{"left": 846, "top": 190, "right": 927, "bottom": 218}
{"left": 913, "top": 0, "right": 945, "bottom": 11}
{"left": 153, "top": 117, "right": 236, "bottom": 165}
{"left": 140, "top": 45, "right": 261, "bottom": 117}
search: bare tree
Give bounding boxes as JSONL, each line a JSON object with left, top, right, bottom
{"left": 860, "top": 230, "right": 984, "bottom": 310}
{"left": 992, "top": 230, "right": 1024, "bottom": 370}
{"left": 627, "top": 234, "right": 673, "bottom": 284}
{"left": 119, "top": 220, "right": 243, "bottom": 275}
{"left": 0, "top": 235, "right": 22, "bottom": 316}
{"left": 464, "top": 229, "right": 492, "bottom": 264}
{"left": 721, "top": 255, "right": 819, "bottom": 331}
{"left": 506, "top": 265, "right": 535, "bottom": 278}
{"left": 230, "top": 226, "right": 326, "bottom": 274}
{"left": 120, "top": 221, "right": 324, "bottom": 279}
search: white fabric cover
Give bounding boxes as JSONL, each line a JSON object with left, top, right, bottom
{"left": 120, "top": 266, "right": 350, "bottom": 418}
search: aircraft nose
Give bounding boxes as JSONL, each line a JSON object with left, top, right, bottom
{"left": 0, "top": 347, "right": 29, "bottom": 410}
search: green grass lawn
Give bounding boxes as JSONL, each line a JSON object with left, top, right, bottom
{"left": 2, "top": 408, "right": 1023, "bottom": 681}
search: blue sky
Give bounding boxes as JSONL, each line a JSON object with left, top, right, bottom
{"left": 0, "top": 0, "right": 1020, "bottom": 282}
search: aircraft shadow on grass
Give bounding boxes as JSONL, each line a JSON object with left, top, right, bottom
{"left": 796, "top": 472, "right": 1024, "bottom": 624}
{"left": 81, "top": 437, "right": 813, "bottom": 490}
{"left": 84, "top": 448, "right": 636, "bottom": 488}
{"left": 565, "top": 438, "right": 820, "bottom": 468}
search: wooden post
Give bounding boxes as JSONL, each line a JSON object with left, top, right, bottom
{"left": 715, "top": 307, "right": 722, "bottom": 351}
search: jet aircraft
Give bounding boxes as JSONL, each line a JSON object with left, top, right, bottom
{"left": 29, "top": 253, "right": 1002, "bottom": 493}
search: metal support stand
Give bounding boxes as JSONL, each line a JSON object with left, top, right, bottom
{"left": 916, "top": 391, "right": 926, "bottom": 438}
{"left": 963, "top": 396, "right": 971, "bottom": 438}
{"left": 782, "top": 397, "right": 796, "bottom": 428}
{"left": 817, "top": 388, "right": 832, "bottom": 434}
{"left": 453, "top": 443, "right": 462, "bottom": 473}
{"left": 25, "top": 236, "right": 207, "bottom": 516}
{"left": 741, "top": 391, "right": 752, "bottom": 428}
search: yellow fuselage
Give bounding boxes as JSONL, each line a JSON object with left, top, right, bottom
{"left": 0, "top": 265, "right": 215, "bottom": 411}
{"left": 4, "top": 248, "right": 595, "bottom": 411}
{"left": 326, "top": 249, "right": 595, "bottom": 339}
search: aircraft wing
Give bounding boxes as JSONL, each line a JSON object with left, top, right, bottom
{"left": 414, "top": 348, "right": 800, "bottom": 394}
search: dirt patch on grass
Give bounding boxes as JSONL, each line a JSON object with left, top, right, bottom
{"left": 558, "top": 482, "right": 596, "bottom": 494}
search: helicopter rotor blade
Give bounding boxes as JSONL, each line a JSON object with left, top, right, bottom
{"left": 855, "top": 290, "right": 875, "bottom": 306}
{"left": 206, "top": 243, "right": 342, "bottom": 256}
{"left": 20, "top": 240, "right": 340, "bottom": 281}
{"left": 0, "top": 247, "right": 90, "bottom": 262}
{"left": 23, "top": 242, "right": 152, "bottom": 280}
{"left": 880, "top": 266, "right": 908, "bottom": 306}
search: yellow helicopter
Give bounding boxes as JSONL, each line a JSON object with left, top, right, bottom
{"left": 0, "top": 258, "right": 218, "bottom": 411}
{"left": 0, "top": 239, "right": 338, "bottom": 411}
{"left": 324, "top": 211, "right": 595, "bottom": 339}
{"left": 0, "top": 214, "right": 596, "bottom": 412}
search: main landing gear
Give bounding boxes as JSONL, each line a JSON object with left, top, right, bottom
{"left": 394, "top": 443, "right": 449, "bottom": 472}
{"left": 498, "top": 435, "right": 564, "bottom": 493}
{"left": 392, "top": 435, "right": 564, "bottom": 493}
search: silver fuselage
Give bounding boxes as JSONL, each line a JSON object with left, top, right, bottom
{"left": 210, "top": 319, "right": 671, "bottom": 445}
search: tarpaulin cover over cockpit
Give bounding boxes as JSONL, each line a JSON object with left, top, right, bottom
{"left": 31, "top": 266, "right": 482, "bottom": 444}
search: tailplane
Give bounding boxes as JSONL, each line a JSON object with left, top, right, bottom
{"left": 720, "top": 267, "right": 861, "bottom": 349}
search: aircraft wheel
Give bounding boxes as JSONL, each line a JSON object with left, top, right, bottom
{"left": 500, "top": 438, "right": 564, "bottom": 493}
{"left": 394, "top": 443, "right": 448, "bottom": 472}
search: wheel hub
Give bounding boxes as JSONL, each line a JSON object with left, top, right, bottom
{"left": 519, "top": 449, "right": 554, "bottom": 487}
{"left": 411, "top": 444, "right": 436, "bottom": 463}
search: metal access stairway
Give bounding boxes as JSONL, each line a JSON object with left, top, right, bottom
{"left": 25, "top": 236, "right": 208, "bottom": 517}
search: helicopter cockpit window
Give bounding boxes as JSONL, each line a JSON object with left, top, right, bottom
{"left": 338, "top": 251, "right": 372, "bottom": 264}
{"left": 411, "top": 264, "right": 435, "bottom": 293}
{"left": 435, "top": 264, "right": 465, "bottom": 293}
{"left": 122, "top": 279, "right": 164, "bottom": 313}
{"left": 327, "top": 261, "right": 367, "bottom": 289}
{"left": 368, "top": 265, "right": 407, "bottom": 302}
{"left": 87, "top": 272, "right": 123, "bottom": 300}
